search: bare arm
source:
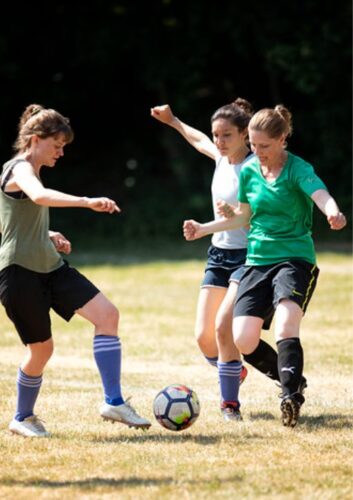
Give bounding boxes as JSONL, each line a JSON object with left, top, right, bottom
{"left": 183, "top": 203, "right": 251, "bottom": 241}
{"left": 311, "top": 189, "right": 346, "bottom": 230}
{"left": 13, "top": 161, "right": 120, "bottom": 213}
{"left": 150, "top": 104, "right": 217, "bottom": 160}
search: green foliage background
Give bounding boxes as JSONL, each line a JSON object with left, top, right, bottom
{"left": 0, "top": 0, "right": 351, "bottom": 245}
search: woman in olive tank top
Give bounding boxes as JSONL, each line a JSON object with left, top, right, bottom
{"left": 0, "top": 104, "right": 151, "bottom": 437}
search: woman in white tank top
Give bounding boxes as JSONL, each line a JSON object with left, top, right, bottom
{"left": 151, "top": 99, "right": 294, "bottom": 421}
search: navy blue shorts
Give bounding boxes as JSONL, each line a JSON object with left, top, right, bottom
{"left": 234, "top": 260, "right": 320, "bottom": 330}
{"left": 201, "top": 245, "right": 247, "bottom": 288}
{"left": 0, "top": 262, "right": 100, "bottom": 345}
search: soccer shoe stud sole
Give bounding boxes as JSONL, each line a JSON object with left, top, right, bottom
{"left": 101, "top": 415, "right": 151, "bottom": 429}
{"left": 281, "top": 399, "right": 300, "bottom": 428}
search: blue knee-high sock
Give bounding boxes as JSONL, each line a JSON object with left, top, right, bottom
{"left": 14, "top": 368, "right": 42, "bottom": 421}
{"left": 218, "top": 360, "right": 242, "bottom": 404}
{"left": 93, "top": 335, "right": 124, "bottom": 406}
{"left": 205, "top": 355, "right": 218, "bottom": 367}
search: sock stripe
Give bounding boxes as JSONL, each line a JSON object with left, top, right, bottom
{"left": 94, "top": 337, "right": 121, "bottom": 354}
{"left": 17, "top": 372, "right": 42, "bottom": 388}
{"left": 94, "top": 337, "right": 121, "bottom": 345}
{"left": 205, "top": 356, "right": 218, "bottom": 367}
{"left": 217, "top": 361, "right": 242, "bottom": 403}
{"left": 218, "top": 366, "right": 242, "bottom": 377}
{"left": 93, "top": 335, "right": 123, "bottom": 403}
{"left": 94, "top": 346, "right": 121, "bottom": 353}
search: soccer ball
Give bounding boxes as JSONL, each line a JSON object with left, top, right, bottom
{"left": 153, "top": 384, "right": 200, "bottom": 431}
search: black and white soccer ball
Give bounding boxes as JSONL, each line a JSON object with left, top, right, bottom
{"left": 153, "top": 384, "right": 201, "bottom": 431}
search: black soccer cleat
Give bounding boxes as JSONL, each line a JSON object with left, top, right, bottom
{"left": 280, "top": 392, "right": 305, "bottom": 427}
{"left": 278, "top": 376, "right": 307, "bottom": 399}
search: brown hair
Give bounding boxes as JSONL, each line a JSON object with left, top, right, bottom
{"left": 248, "top": 105, "right": 293, "bottom": 139}
{"left": 211, "top": 97, "right": 254, "bottom": 132}
{"left": 13, "top": 104, "right": 74, "bottom": 152}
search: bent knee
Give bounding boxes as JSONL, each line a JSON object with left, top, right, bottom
{"left": 29, "top": 339, "right": 54, "bottom": 362}
{"left": 103, "top": 303, "right": 119, "bottom": 329}
{"left": 233, "top": 332, "right": 259, "bottom": 355}
{"left": 233, "top": 317, "right": 262, "bottom": 355}
{"left": 195, "top": 327, "right": 216, "bottom": 354}
{"left": 215, "top": 322, "right": 232, "bottom": 345}
{"left": 195, "top": 333, "right": 210, "bottom": 352}
{"left": 94, "top": 303, "right": 119, "bottom": 333}
{"left": 195, "top": 326, "right": 213, "bottom": 344}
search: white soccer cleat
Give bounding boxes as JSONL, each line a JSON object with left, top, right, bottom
{"left": 100, "top": 399, "right": 151, "bottom": 429}
{"left": 9, "top": 415, "right": 50, "bottom": 437}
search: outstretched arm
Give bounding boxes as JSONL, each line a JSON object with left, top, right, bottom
{"left": 311, "top": 189, "right": 346, "bottom": 230}
{"left": 150, "top": 104, "right": 217, "bottom": 160}
{"left": 13, "top": 162, "right": 120, "bottom": 213}
{"left": 183, "top": 203, "right": 251, "bottom": 241}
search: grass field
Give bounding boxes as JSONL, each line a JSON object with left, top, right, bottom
{"left": 0, "top": 248, "right": 352, "bottom": 499}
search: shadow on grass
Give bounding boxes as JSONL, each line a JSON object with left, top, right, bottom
{"left": 0, "top": 474, "right": 244, "bottom": 490}
{"left": 300, "top": 413, "right": 353, "bottom": 429}
{"left": 248, "top": 412, "right": 275, "bottom": 421}
{"left": 89, "top": 433, "right": 221, "bottom": 445}
{"left": 88, "top": 430, "right": 269, "bottom": 445}
{"left": 247, "top": 412, "right": 353, "bottom": 429}
{"left": 0, "top": 477, "right": 173, "bottom": 489}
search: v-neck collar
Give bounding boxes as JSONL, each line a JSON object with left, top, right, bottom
{"left": 258, "top": 153, "right": 290, "bottom": 185}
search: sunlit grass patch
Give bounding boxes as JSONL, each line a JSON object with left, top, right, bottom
{"left": 0, "top": 251, "right": 352, "bottom": 499}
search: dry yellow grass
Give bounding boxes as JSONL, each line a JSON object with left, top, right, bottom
{"left": 0, "top": 251, "right": 352, "bottom": 499}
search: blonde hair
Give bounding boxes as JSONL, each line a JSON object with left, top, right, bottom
{"left": 13, "top": 104, "right": 74, "bottom": 152}
{"left": 249, "top": 105, "right": 293, "bottom": 139}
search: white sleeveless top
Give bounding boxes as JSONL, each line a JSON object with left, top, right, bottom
{"left": 210, "top": 152, "right": 253, "bottom": 249}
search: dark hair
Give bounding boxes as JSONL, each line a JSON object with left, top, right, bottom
{"left": 211, "top": 98, "right": 254, "bottom": 132}
{"left": 13, "top": 104, "right": 74, "bottom": 152}
{"left": 248, "top": 105, "right": 293, "bottom": 139}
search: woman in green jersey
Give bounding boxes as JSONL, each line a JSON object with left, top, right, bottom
{"left": 0, "top": 104, "right": 151, "bottom": 437}
{"left": 151, "top": 99, "right": 287, "bottom": 423}
{"left": 183, "top": 104, "right": 346, "bottom": 427}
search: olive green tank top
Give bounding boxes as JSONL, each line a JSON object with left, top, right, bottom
{"left": 0, "top": 159, "right": 63, "bottom": 273}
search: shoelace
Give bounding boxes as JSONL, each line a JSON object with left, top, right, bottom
{"left": 27, "top": 415, "right": 47, "bottom": 432}
{"left": 123, "top": 397, "right": 139, "bottom": 416}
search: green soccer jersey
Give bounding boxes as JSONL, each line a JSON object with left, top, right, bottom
{"left": 238, "top": 152, "right": 327, "bottom": 266}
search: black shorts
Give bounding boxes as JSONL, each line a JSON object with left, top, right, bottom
{"left": 0, "top": 262, "right": 100, "bottom": 345}
{"left": 201, "top": 245, "right": 247, "bottom": 288}
{"left": 234, "top": 260, "right": 319, "bottom": 330}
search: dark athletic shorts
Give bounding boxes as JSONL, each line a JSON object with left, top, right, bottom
{"left": 234, "top": 260, "right": 319, "bottom": 330}
{"left": 0, "top": 262, "right": 100, "bottom": 345}
{"left": 201, "top": 245, "right": 247, "bottom": 288}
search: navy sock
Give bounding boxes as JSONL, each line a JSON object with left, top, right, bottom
{"left": 14, "top": 368, "right": 42, "bottom": 422}
{"left": 217, "top": 360, "right": 242, "bottom": 404}
{"left": 277, "top": 338, "right": 304, "bottom": 397}
{"left": 93, "top": 335, "right": 124, "bottom": 406}
{"left": 205, "top": 355, "right": 218, "bottom": 368}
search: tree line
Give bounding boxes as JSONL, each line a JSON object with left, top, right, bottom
{"left": 0, "top": 0, "right": 351, "bottom": 244}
